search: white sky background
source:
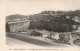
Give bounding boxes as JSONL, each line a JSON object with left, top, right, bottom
{"left": 1, "top": 0, "right": 80, "bottom": 16}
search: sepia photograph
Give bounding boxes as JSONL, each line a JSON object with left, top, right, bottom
{"left": 2, "top": 0, "right": 80, "bottom": 51}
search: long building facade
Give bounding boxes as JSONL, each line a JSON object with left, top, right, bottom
{"left": 6, "top": 20, "right": 30, "bottom": 32}
{"left": 6, "top": 14, "right": 30, "bottom": 32}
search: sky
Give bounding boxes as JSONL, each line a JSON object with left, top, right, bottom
{"left": 1, "top": 0, "right": 80, "bottom": 16}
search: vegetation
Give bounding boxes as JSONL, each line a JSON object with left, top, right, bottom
{"left": 29, "top": 10, "right": 80, "bottom": 32}
{"left": 6, "top": 23, "right": 10, "bottom": 32}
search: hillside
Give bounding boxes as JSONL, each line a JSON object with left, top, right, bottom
{"left": 29, "top": 10, "right": 80, "bottom": 21}
{"left": 6, "top": 10, "right": 80, "bottom": 32}
{"left": 29, "top": 10, "right": 80, "bottom": 32}
{"left": 6, "top": 14, "right": 29, "bottom": 22}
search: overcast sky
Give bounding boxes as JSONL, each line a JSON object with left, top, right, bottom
{"left": 1, "top": 0, "right": 80, "bottom": 16}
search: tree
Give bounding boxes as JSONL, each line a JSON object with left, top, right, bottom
{"left": 6, "top": 23, "right": 10, "bottom": 32}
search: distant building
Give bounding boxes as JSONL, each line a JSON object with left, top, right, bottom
{"left": 72, "top": 16, "right": 79, "bottom": 22}
{"left": 66, "top": 15, "right": 79, "bottom": 22}
{"left": 66, "top": 16, "right": 70, "bottom": 19}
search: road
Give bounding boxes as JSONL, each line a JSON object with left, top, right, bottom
{"left": 6, "top": 37, "right": 41, "bottom": 47}
{"left": 6, "top": 37, "right": 80, "bottom": 51}
{"left": 6, "top": 32, "right": 79, "bottom": 47}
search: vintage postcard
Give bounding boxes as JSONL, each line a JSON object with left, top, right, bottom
{"left": 0, "top": 0, "right": 80, "bottom": 51}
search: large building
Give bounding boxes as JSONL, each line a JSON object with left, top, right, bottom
{"left": 6, "top": 14, "right": 30, "bottom": 32}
